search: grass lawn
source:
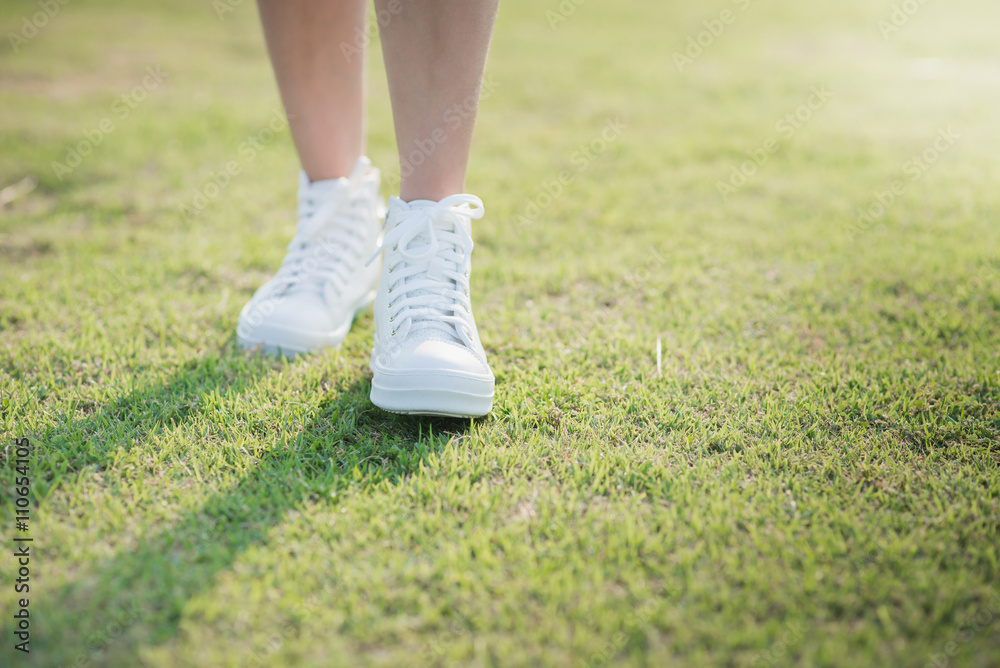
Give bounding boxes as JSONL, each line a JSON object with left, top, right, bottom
{"left": 2, "top": 0, "right": 999, "bottom": 665}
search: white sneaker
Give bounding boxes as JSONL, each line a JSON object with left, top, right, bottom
{"left": 237, "top": 157, "right": 385, "bottom": 357}
{"left": 366, "top": 195, "right": 494, "bottom": 417}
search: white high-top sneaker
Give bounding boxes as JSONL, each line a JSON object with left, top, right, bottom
{"left": 237, "top": 157, "right": 385, "bottom": 357}
{"left": 366, "top": 195, "right": 494, "bottom": 417}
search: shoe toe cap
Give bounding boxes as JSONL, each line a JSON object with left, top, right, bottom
{"left": 240, "top": 294, "right": 327, "bottom": 330}
{"left": 237, "top": 293, "right": 343, "bottom": 354}
{"left": 390, "top": 337, "right": 492, "bottom": 378}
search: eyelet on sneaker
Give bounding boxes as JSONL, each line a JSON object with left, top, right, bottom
{"left": 389, "top": 316, "right": 394, "bottom": 322}
{"left": 391, "top": 329, "right": 397, "bottom": 336}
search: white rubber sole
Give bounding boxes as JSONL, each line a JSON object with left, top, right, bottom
{"left": 370, "top": 372, "right": 494, "bottom": 418}
{"left": 237, "top": 289, "right": 375, "bottom": 358}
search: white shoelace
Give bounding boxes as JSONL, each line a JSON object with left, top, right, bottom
{"left": 366, "top": 195, "right": 484, "bottom": 347}
{"left": 260, "top": 182, "right": 376, "bottom": 301}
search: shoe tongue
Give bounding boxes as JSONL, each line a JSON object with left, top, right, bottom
{"left": 387, "top": 197, "right": 433, "bottom": 223}
{"left": 286, "top": 173, "right": 353, "bottom": 298}
{"left": 349, "top": 155, "right": 373, "bottom": 182}
{"left": 409, "top": 327, "right": 462, "bottom": 347}
{"left": 298, "top": 172, "right": 351, "bottom": 226}
{"left": 389, "top": 197, "right": 466, "bottom": 345}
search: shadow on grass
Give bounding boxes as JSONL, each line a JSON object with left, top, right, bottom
{"left": 11, "top": 341, "right": 473, "bottom": 667}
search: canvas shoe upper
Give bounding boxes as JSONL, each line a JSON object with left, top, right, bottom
{"left": 237, "top": 157, "right": 384, "bottom": 357}
{"left": 366, "top": 195, "right": 494, "bottom": 417}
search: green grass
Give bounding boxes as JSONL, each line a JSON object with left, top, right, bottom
{"left": 2, "top": 0, "right": 999, "bottom": 665}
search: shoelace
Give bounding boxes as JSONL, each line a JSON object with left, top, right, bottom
{"left": 262, "top": 181, "right": 377, "bottom": 300}
{"left": 366, "top": 195, "right": 484, "bottom": 348}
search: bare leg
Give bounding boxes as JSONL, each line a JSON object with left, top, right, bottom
{"left": 257, "top": 0, "right": 368, "bottom": 180}
{"left": 375, "top": 0, "right": 499, "bottom": 201}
